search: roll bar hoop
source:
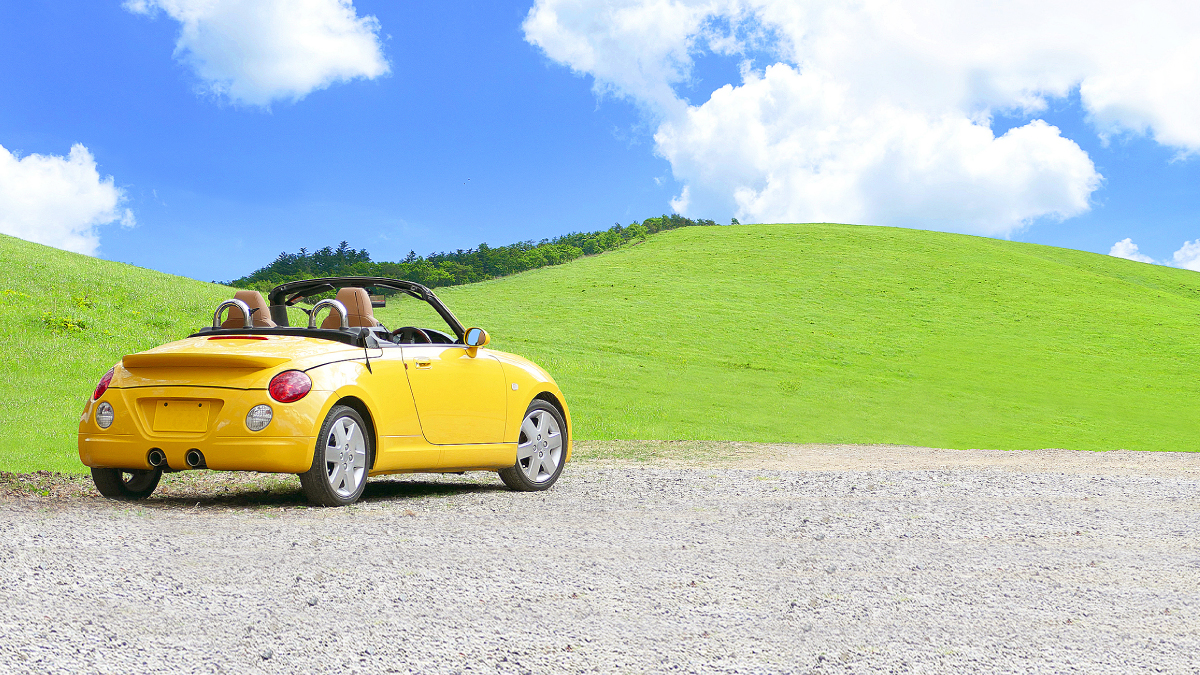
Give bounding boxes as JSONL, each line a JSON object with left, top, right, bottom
{"left": 308, "top": 299, "right": 349, "bottom": 330}
{"left": 213, "top": 299, "right": 253, "bottom": 329}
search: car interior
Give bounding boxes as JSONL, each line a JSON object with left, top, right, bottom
{"left": 220, "top": 286, "right": 459, "bottom": 346}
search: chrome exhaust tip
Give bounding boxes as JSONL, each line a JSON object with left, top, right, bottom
{"left": 147, "top": 449, "right": 166, "bottom": 468}
{"left": 184, "top": 449, "right": 206, "bottom": 469}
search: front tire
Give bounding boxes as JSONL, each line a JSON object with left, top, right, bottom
{"left": 299, "top": 405, "right": 372, "bottom": 506}
{"left": 91, "top": 468, "right": 162, "bottom": 500}
{"left": 499, "top": 400, "right": 566, "bottom": 491}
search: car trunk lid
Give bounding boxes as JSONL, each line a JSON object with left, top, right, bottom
{"left": 116, "top": 334, "right": 359, "bottom": 389}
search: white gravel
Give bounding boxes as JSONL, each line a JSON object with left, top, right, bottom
{"left": 2, "top": 445, "right": 1199, "bottom": 674}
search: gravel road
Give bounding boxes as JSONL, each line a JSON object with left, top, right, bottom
{"left": 2, "top": 444, "right": 1199, "bottom": 674}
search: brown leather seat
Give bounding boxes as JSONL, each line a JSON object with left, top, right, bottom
{"left": 221, "top": 290, "right": 277, "bottom": 328}
{"left": 321, "top": 287, "right": 380, "bottom": 328}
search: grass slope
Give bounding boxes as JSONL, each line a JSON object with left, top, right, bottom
{"left": 435, "top": 223, "right": 1200, "bottom": 453}
{"left": 5, "top": 223, "right": 1200, "bottom": 473}
{"left": 1, "top": 234, "right": 230, "bottom": 472}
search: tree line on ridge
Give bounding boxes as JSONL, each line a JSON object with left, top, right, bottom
{"left": 229, "top": 214, "right": 727, "bottom": 291}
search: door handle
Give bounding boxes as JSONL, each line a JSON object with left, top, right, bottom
{"left": 414, "top": 357, "right": 432, "bottom": 369}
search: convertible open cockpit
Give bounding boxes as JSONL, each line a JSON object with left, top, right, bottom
{"left": 209, "top": 278, "right": 462, "bottom": 347}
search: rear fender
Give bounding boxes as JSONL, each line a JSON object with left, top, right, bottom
{"left": 304, "top": 358, "right": 423, "bottom": 458}
{"left": 302, "top": 361, "right": 367, "bottom": 435}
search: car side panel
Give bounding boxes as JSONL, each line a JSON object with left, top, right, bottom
{"left": 400, "top": 345, "right": 508, "bottom": 445}
{"left": 436, "top": 442, "right": 517, "bottom": 471}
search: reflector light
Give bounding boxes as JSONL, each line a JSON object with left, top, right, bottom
{"left": 95, "top": 402, "right": 114, "bottom": 429}
{"left": 268, "top": 370, "right": 311, "bottom": 403}
{"left": 93, "top": 368, "right": 114, "bottom": 400}
{"left": 246, "top": 404, "right": 273, "bottom": 431}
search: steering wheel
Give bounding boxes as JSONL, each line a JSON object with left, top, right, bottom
{"left": 390, "top": 326, "right": 432, "bottom": 344}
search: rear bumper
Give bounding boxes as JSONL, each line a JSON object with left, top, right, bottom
{"left": 79, "top": 434, "right": 316, "bottom": 473}
{"left": 78, "top": 385, "right": 329, "bottom": 473}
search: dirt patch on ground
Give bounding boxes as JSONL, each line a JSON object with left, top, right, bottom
{"left": 0, "top": 469, "right": 303, "bottom": 506}
{"left": 573, "top": 440, "right": 1200, "bottom": 477}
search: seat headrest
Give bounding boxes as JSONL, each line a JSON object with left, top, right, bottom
{"left": 321, "top": 287, "right": 380, "bottom": 328}
{"left": 222, "top": 290, "right": 277, "bottom": 328}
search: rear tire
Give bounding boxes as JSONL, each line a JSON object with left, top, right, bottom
{"left": 499, "top": 400, "right": 566, "bottom": 491}
{"left": 299, "top": 405, "right": 372, "bottom": 506}
{"left": 91, "top": 468, "right": 162, "bottom": 500}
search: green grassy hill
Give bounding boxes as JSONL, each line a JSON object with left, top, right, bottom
{"left": 436, "top": 223, "right": 1200, "bottom": 453}
{"left": 5, "top": 223, "right": 1200, "bottom": 473}
{"left": 0, "top": 234, "right": 230, "bottom": 472}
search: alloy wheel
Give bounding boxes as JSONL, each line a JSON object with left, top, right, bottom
{"left": 324, "top": 417, "right": 367, "bottom": 497}
{"left": 517, "top": 409, "right": 563, "bottom": 484}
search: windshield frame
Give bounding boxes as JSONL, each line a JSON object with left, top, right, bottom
{"left": 266, "top": 276, "right": 466, "bottom": 340}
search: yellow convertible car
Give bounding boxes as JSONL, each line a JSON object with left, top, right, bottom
{"left": 78, "top": 276, "right": 571, "bottom": 506}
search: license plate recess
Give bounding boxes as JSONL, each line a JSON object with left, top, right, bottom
{"left": 152, "top": 400, "right": 211, "bottom": 433}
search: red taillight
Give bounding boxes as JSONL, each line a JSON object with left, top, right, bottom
{"left": 93, "top": 368, "right": 115, "bottom": 400}
{"left": 269, "top": 370, "right": 311, "bottom": 403}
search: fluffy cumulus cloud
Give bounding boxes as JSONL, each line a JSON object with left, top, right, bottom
{"left": 1108, "top": 238, "right": 1155, "bottom": 264}
{"left": 1171, "top": 241, "right": 1200, "bottom": 271}
{"left": 525, "top": 0, "right": 1200, "bottom": 236}
{"left": 1108, "top": 238, "right": 1200, "bottom": 272}
{"left": 126, "top": 0, "right": 389, "bottom": 106}
{"left": 0, "top": 144, "right": 134, "bottom": 256}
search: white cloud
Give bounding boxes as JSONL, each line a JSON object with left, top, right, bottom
{"left": 1106, "top": 238, "right": 1200, "bottom": 272}
{"left": 1109, "top": 238, "right": 1155, "bottom": 264}
{"left": 524, "top": 0, "right": 1200, "bottom": 235}
{"left": 656, "top": 66, "right": 1098, "bottom": 233}
{"left": 0, "top": 144, "right": 133, "bottom": 256}
{"left": 1170, "top": 240, "right": 1200, "bottom": 272}
{"left": 524, "top": 0, "right": 746, "bottom": 115}
{"left": 126, "top": 0, "right": 388, "bottom": 107}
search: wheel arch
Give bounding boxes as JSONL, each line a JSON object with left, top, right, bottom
{"left": 531, "top": 390, "right": 571, "bottom": 460}
{"left": 533, "top": 390, "right": 565, "bottom": 422}
{"left": 331, "top": 395, "right": 379, "bottom": 470}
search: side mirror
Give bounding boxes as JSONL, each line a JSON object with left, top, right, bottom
{"left": 464, "top": 327, "right": 490, "bottom": 348}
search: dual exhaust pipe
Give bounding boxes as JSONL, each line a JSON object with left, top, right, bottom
{"left": 185, "top": 449, "right": 207, "bottom": 469}
{"left": 147, "top": 449, "right": 166, "bottom": 468}
{"left": 146, "top": 448, "right": 206, "bottom": 470}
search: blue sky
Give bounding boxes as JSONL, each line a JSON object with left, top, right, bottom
{"left": 1, "top": 1, "right": 1197, "bottom": 281}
